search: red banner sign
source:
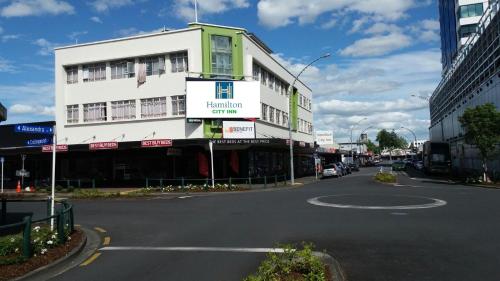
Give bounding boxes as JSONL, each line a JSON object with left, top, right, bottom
{"left": 141, "top": 139, "right": 173, "bottom": 148}
{"left": 42, "top": 144, "right": 68, "bottom": 152}
{"left": 89, "top": 142, "right": 118, "bottom": 150}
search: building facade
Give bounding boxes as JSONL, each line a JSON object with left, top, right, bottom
{"left": 44, "top": 23, "right": 314, "bottom": 185}
{"left": 430, "top": 1, "right": 500, "bottom": 176}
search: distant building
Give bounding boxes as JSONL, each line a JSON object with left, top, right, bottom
{"left": 0, "top": 102, "right": 6, "bottom": 122}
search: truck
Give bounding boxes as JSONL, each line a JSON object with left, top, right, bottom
{"left": 423, "top": 141, "right": 451, "bottom": 175}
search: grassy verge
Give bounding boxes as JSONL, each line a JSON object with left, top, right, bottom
{"left": 244, "top": 243, "right": 330, "bottom": 281}
{"left": 374, "top": 172, "right": 397, "bottom": 183}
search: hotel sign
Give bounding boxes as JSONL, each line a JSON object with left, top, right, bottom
{"left": 186, "top": 80, "right": 260, "bottom": 118}
{"left": 141, "top": 139, "right": 173, "bottom": 148}
{"left": 89, "top": 142, "right": 118, "bottom": 150}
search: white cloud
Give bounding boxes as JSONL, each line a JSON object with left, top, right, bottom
{"left": 315, "top": 98, "right": 428, "bottom": 116}
{"left": 257, "top": 0, "right": 418, "bottom": 28}
{"left": 115, "top": 27, "right": 165, "bottom": 37}
{"left": 339, "top": 32, "right": 412, "bottom": 57}
{"left": 68, "top": 31, "right": 88, "bottom": 41}
{"left": 1, "top": 34, "right": 21, "bottom": 42}
{"left": 9, "top": 104, "right": 54, "bottom": 116}
{"left": 89, "top": 0, "right": 136, "bottom": 12}
{"left": 90, "top": 16, "right": 102, "bottom": 23}
{"left": 32, "top": 38, "right": 60, "bottom": 56}
{"left": 411, "top": 19, "right": 440, "bottom": 42}
{"left": 364, "top": 22, "right": 402, "bottom": 35}
{"left": 172, "top": 0, "right": 249, "bottom": 21}
{"left": 0, "top": 0, "right": 74, "bottom": 17}
{"left": 0, "top": 57, "right": 16, "bottom": 73}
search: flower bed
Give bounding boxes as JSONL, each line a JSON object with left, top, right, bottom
{"left": 374, "top": 172, "right": 397, "bottom": 183}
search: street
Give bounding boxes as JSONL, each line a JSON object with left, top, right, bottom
{"left": 24, "top": 167, "right": 500, "bottom": 280}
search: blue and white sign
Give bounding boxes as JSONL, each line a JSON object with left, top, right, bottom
{"left": 15, "top": 124, "right": 53, "bottom": 135}
{"left": 26, "top": 138, "right": 51, "bottom": 146}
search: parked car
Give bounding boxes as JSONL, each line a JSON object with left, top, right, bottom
{"left": 392, "top": 161, "right": 406, "bottom": 171}
{"left": 348, "top": 163, "right": 360, "bottom": 172}
{"left": 322, "top": 164, "right": 340, "bottom": 178}
{"left": 414, "top": 161, "right": 424, "bottom": 170}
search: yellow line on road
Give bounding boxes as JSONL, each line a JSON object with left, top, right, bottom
{"left": 94, "top": 227, "right": 106, "bottom": 233}
{"left": 80, "top": 252, "right": 101, "bottom": 267}
{"left": 103, "top": 236, "right": 111, "bottom": 246}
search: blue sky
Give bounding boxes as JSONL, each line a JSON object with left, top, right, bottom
{"left": 0, "top": 0, "right": 441, "bottom": 142}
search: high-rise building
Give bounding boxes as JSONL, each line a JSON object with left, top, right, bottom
{"left": 438, "top": 0, "right": 458, "bottom": 73}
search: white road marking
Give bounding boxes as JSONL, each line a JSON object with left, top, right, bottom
{"left": 178, "top": 196, "right": 193, "bottom": 199}
{"left": 307, "top": 194, "right": 447, "bottom": 210}
{"left": 99, "top": 246, "right": 292, "bottom": 253}
{"left": 390, "top": 212, "right": 408, "bottom": 216}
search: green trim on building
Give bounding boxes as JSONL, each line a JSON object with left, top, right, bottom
{"left": 203, "top": 119, "right": 223, "bottom": 139}
{"left": 291, "top": 89, "right": 299, "bottom": 131}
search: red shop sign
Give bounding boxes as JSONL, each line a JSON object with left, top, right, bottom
{"left": 89, "top": 142, "right": 118, "bottom": 150}
{"left": 141, "top": 139, "right": 173, "bottom": 148}
{"left": 42, "top": 144, "right": 69, "bottom": 152}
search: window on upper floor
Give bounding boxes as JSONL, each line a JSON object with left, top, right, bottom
{"left": 262, "top": 103, "right": 268, "bottom": 121}
{"left": 110, "top": 60, "right": 135, "bottom": 80}
{"left": 111, "top": 100, "right": 136, "bottom": 121}
{"left": 268, "top": 74, "right": 275, "bottom": 90}
{"left": 66, "top": 66, "right": 78, "bottom": 84}
{"left": 460, "top": 24, "right": 478, "bottom": 38}
{"left": 66, "top": 105, "right": 79, "bottom": 124}
{"left": 276, "top": 109, "right": 281, "bottom": 125}
{"left": 170, "top": 52, "right": 188, "bottom": 73}
{"left": 83, "top": 102, "right": 107, "bottom": 122}
{"left": 211, "top": 35, "right": 232, "bottom": 78}
{"left": 459, "top": 3, "right": 483, "bottom": 18}
{"left": 171, "top": 95, "right": 186, "bottom": 115}
{"left": 253, "top": 63, "right": 260, "bottom": 81}
{"left": 83, "top": 63, "right": 106, "bottom": 82}
{"left": 283, "top": 112, "right": 288, "bottom": 127}
{"left": 261, "top": 70, "right": 268, "bottom": 86}
{"left": 140, "top": 56, "right": 165, "bottom": 76}
{"left": 141, "top": 97, "right": 167, "bottom": 119}
{"left": 269, "top": 106, "right": 275, "bottom": 123}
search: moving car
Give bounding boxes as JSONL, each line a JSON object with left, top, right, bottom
{"left": 348, "top": 163, "right": 360, "bottom": 172}
{"left": 392, "top": 161, "right": 406, "bottom": 171}
{"left": 322, "top": 164, "right": 340, "bottom": 178}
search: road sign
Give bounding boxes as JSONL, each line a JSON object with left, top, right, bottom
{"left": 16, "top": 169, "right": 30, "bottom": 177}
{"left": 26, "top": 138, "right": 51, "bottom": 146}
{"left": 15, "top": 124, "right": 54, "bottom": 135}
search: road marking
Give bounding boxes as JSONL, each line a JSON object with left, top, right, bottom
{"left": 100, "top": 246, "right": 293, "bottom": 253}
{"left": 103, "top": 236, "right": 111, "bottom": 246}
{"left": 80, "top": 252, "right": 101, "bottom": 266}
{"left": 391, "top": 212, "right": 408, "bottom": 216}
{"left": 178, "top": 196, "right": 193, "bottom": 199}
{"left": 94, "top": 227, "right": 106, "bottom": 233}
{"left": 307, "top": 194, "right": 447, "bottom": 210}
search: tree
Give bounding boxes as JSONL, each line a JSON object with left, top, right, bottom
{"left": 366, "top": 139, "right": 381, "bottom": 154}
{"left": 458, "top": 103, "right": 500, "bottom": 182}
{"left": 376, "top": 129, "right": 408, "bottom": 159}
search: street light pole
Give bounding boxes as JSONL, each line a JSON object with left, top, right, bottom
{"left": 349, "top": 118, "right": 367, "bottom": 164}
{"left": 287, "top": 53, "right": 330, "bottom": 185}
{"left": 400, "top": 126, "right": 418, "bottom": 157}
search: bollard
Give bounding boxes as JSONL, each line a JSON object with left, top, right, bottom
{"left": 248, "top": 177, "right": 252, "bottom": 188}
{"left": 57, "top": 210, "right": 66, "bottom": 243}
{"left": 229, "top": 177, "right": 232, "bottom": 189}
{"left": 284, "top": 174, "right": 287, "bottom": 185}
{"left": 181, "top": 177, "right": 185, "bottom": 189}
{"left": 264, "top": 176, "right": 267, "bottom": 188}
{"left": 92, "top": 179, "right": 96, "bottom": 189}
{"left": 22, "top": 216, "right": 32, "bottom": 258}
{"left": 283, "top": 174, "right": 287, "bottom": 186}
{"left": 159, "top": 179, "right": 163, "bottom": 188}
{"left": 145, "top": 178, "right": 149, "bottom": 188}
{"left": 274, "top": 175, "right": 278, "bottom": 187}
{"left": 78, "top": 179, "right": 81, "bottom": 188}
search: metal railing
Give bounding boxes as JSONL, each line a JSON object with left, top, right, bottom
{"left": 0, "top": 199, "right": 74, "bottom": 259}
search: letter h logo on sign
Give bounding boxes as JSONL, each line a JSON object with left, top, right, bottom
{"left": 215, "top": 81, "right": 233, "bottom": 99}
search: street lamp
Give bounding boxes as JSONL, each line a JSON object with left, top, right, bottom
{"left": 288, "top": 53, "right": 331, "bottom": 185}
{"left": 349, "top": 117, "right": 367, "bottom": 164}
{"left": 400, "top": 126, "right": 418, "bottom": 158}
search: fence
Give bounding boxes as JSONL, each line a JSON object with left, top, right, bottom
{"left": 0, "top": 198, "right": 74, "bottom": 259}
{"left": 145, "top": 174, "right": 289, "bottom": 190}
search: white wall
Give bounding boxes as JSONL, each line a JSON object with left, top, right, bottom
{"left": 55, "top": 28, "right": 204, "bottom": 145}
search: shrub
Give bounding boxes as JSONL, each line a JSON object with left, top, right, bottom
{"left": 244, "top": 243, "right": 326, "bottom": 281}
{"left": 374, "top": 172, "right": 396, "bottom": 183}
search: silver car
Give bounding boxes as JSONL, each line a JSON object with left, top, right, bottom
{"left": 322, "top": 164, "right": 340, "bottom": 178}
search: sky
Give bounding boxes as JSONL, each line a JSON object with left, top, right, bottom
{"left": 0, "top": 0, "right": 441, "bottom": 143}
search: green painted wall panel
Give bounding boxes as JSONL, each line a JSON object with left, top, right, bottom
{"left": 291, "top": 89, "right": 298, "bottom": 131}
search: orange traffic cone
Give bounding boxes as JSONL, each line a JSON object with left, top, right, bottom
{"left": 31, "top": 185, "right": 35, "bottom": 193}
{"left": 16, "top": 181, "right": 21, "bottom": 193}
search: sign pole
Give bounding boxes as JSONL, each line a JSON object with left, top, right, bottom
{"left": 1, "top": 157, "right": 4, "bottom": 193}
{"left": 21, "top": 154, "right": 26, "bottom": 188}
{"left": 50, "top": 126, "right": 56, "bottom": 230}
{"left": 209, "top": 141, "right": 214, "bottom": 189}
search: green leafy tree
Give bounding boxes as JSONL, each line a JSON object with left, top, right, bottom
{"left": 458, "top": 103, "right": 500, "bottom": 182}
{"left": 376, "top": 129, "right": 408, "bottom": 159}
{"left": 366, "top": 139, "right": 381, "bottom": 154}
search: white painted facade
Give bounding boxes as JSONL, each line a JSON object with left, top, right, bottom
{"left": 456, "top": 0, "right": 489, "bottom": 46}
{"left": 54, "top": 24, "right": 314, "bottom": 146}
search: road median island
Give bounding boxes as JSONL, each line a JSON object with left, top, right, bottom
{"left": 373, "top": 172, "right": 397, "bottom": 184}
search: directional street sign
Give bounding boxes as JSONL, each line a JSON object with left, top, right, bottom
{"left": 15, "top": 124, "right": 54, "bottom": 135}
{"left": 26, "top": 138, "right": 51, "bottom": 146}
{"left": 16, "top": 169, "right": 30, "bottom": 177}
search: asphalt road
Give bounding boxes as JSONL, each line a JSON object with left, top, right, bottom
{"left": 17, "top": 167, "right": 500, "bottom": 280}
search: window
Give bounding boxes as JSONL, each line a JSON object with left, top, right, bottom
{"left": 66, "top": 105, "right": 79, "bottom": 124}
{"left": 171, "top": 95, "right": 186, "bottom": 115}
{"left": 268, "top": 74, "right": 274, "bottom": 90}
{"left": 211, "top": 35, "right": 232, "bottom": 77}
{"left": 140, "top": 56, "right": 165, "bottom": 76}
{"left": 110, "top": 60, "right": 135, "bottom": 80}
{"left": 66, "top": 66, "right": 78, "bottom": 84}
{"left": 269, "top": 107, "right": 275, "bottom": 123}
{"left": 283, "top": 112, "right": 288, "bottom": 127}
{"left": 83, "top": 103, "right": 107, "bottom": 122}
{"left": 261, "top": 69, "right": 267, "bottom": 86}
{"left": 141, "top": 97, "right": 167, "bottom": 118}
{"left": 111, "top": 100, "right": 136, "bottom": 121}
{"left": 281, "top": 82, "right": 287, "bottom": 95}
{"left": 171, "top": 52, "right": 188, "bottom": 73}
{"left": 275, "top": 80, "right": 281, "bottom": 93}
{"left": 459, "top": 3, "right": 483, "bottom": 18}
{"left": 253, "top": 63, "right": 260, "bottom": 81}
{"left": 262, "top": 103, "right": 268, "bottom": 121}
{"left": 460, "top": 24, "right": 478, "bottom": 38}
{"left": 276, "top": 109, "right": 281, "bottom": 125}
{"left": 83, "top": 63, "right": 106, "bottom": 82}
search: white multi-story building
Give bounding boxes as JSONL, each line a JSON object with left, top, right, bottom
{"left": 51, "top": 23, "right": 315, "bottom": 183}
{"left": 456, "top": 0, "right": 489, "bottom": 47}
